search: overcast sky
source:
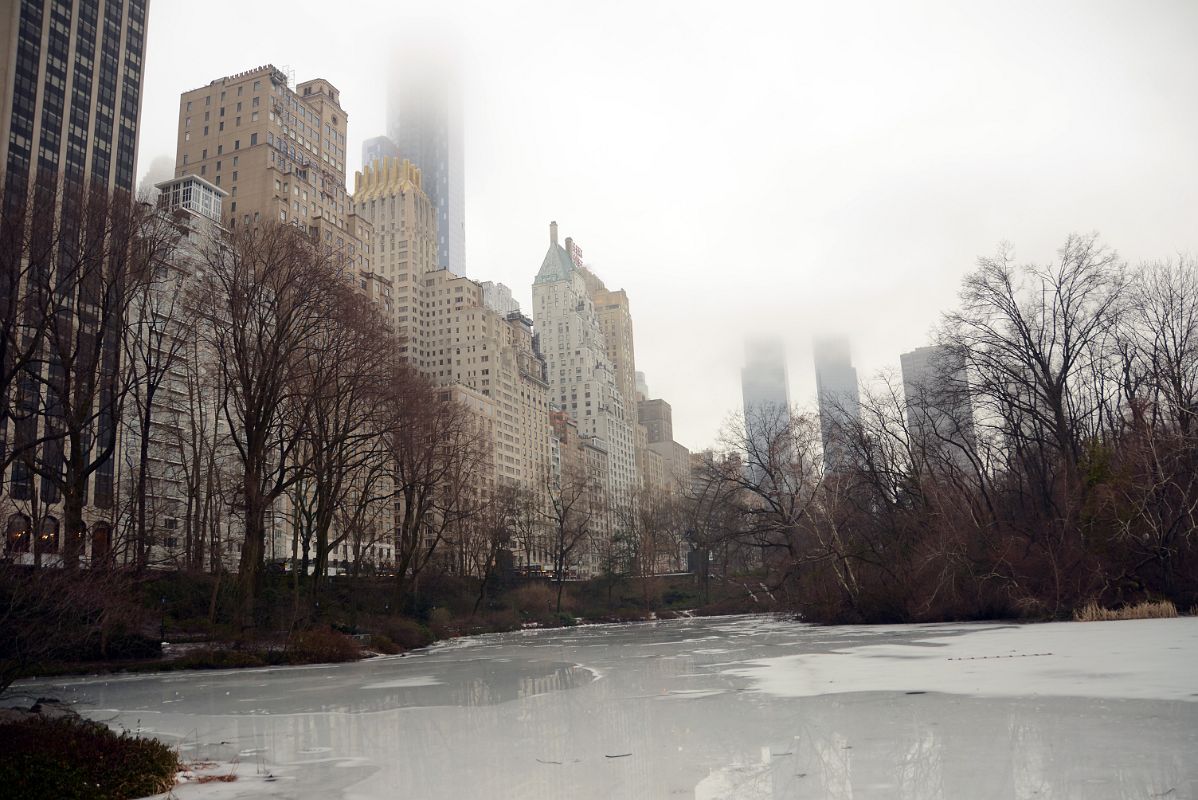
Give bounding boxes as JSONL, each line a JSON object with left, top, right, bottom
{"left": 138, "top": 0, "right": 1198, "bottom": 451}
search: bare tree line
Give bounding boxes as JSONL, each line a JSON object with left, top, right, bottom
{"left": 0, "top": 176, "right": 519, "bottom": 630}
{"left": 695, "top": 235, "right": 1198, "bottom": 622}
{"left": 3, "top": 174, "right": 704, "bottom": 634}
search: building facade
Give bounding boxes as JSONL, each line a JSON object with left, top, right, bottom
{"left": 175, "top": 64, "right": 372, "bottom": 281}
{"left": 352, "top": 155, "right": 438, "bottom": 343}
{"left": 900, "top": 344, "right": 976, "bottom": 469}
{"left": 2, "top": 0, "right": 151, "bottom": 566}
{"left": 1, "top": 0, "right": 148, "bottom": 198}
{"left": 814, "top": 336, "right": 861, "bottom": 472}
{"left": 418, "top": 268, "right": 553, "bottom": 493}
{"left": 533, "top": 222, "right": 637, "bottom": 515}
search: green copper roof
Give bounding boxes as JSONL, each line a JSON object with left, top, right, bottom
{"left": 535, "top": 242, "right": 575, "bottom": 284}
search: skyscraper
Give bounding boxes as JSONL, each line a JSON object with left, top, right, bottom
{"left": 741, "top": 338, "right": 792, "bottom": 423}
{"left": 353, "top": 155, "right": 438, "bottom": 340}
{"left": 2, "top": 0, "right": 149, "bottom": 199}
{"left": 2, "top": 0, "right": 151, "bottom": 566}
{"left": 533, "top": 221, "right": 637, "bottom": 529}
{"left": 741, "top": 339, "right": 792, "bottom": 479}
{"left": 814, "top": 337, "right": 861, "bottom": 472}
{"left": 387, "top": 47, "right": 464, "bottom": 274}
{"left": 361, "top": 134, "right": 398, "bottom": 167}
{"left": 900, "top": 345, "right": 976, "bottom": 469}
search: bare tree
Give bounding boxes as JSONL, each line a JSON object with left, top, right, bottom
{"left": 383, "top": 370, "right": 489, "bottom": 605}
{"left": 121, "top": 210, "right": 191, "bottom": 570}
{"left": 1126, "top": 257, "right": 1198, "bottom": 435}
{"left": 7, "top": 179, "right": 173, "bottom": 568}
{"left": 463, "top": 483, "right": 526, "bottom": 616}
{"left": 193, "top": 223, "right": 339, "bottom": 626}
{"left": 288, "top": 284, "right": 393, "bottom": 603}
{"left": 544, "top": 461, "right": 602, "bottom": 613}
{"left": 1, "top": 172, "right": 59, "bottom": 472}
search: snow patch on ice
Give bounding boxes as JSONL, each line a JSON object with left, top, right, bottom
{"left": 361, "top": 675, "right": 443, "bottom": 690}
{"left": 727, "top": 617, "right": 1198, "bottom": 701}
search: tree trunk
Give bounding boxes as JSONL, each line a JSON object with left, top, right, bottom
{"left": 238, "top": 475, "right": 266, "bottom": 631}
{"left": 62, "top": 486, "right": 84, "bottom": 569}
{"left": 135, "top": 411, "right": 152, "bottom": 571}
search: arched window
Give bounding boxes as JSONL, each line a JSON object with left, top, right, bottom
{"left": 5, "top": 514, "right": 31, "bottom": 554}
{"left": 91, "top": 523, "right": 112, "bottom": 568}
{"left": 39, "top": 517, "right": 59, "bottom": 554}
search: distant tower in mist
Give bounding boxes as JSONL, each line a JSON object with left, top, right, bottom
{"left": 741, "top": 340, "right": 792, "bottom": 478}
{"left": 900, "top": 344, "right": 976, "bottom": 469}
{"left": 814, "top": 337, "right": 861, "bottom": 472}
{"left": 361, "top": 135, "right": 399, "bottom": 167}
{"left": 387, "top": 43, "right": 465, "bottom": 274}
{"left": 741, "top": 339, "right": 792, "bottom": 421}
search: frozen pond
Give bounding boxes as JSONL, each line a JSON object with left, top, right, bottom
{"left": 15, "top": 615, "right": 1198, "bottom": 799}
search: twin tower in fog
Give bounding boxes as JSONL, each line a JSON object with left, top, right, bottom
{"left": 741, "top": 337, "right": 974, "bottom": 471}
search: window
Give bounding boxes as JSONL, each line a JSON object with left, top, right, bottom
{"left": 234, "top": 139, "right": 239, "bottom": 150}
{"left": 249, "top": 132, "right": 257, "bottom": 146}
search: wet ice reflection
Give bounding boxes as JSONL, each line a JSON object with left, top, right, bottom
{"left": 16, "top": 615, "right": 1197, "bottom": 799}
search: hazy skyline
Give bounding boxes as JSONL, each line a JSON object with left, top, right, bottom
{"left": 137, "top": 0, "right": 1198, "bottom": 451}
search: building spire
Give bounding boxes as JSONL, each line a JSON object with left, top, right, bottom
{"left": 550, "top": 220, "right": 559, "bottom": 247}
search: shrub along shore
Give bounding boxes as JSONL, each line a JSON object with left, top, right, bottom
{"left": 3, "top": 569, "right": 767, "bottom": 686}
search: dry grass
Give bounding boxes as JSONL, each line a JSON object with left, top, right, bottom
{"left": 194, "top": 773, "right": 239, "bottom": 784}
{"left": 1074, "top": 600, "right": 1179, "bottom": 622}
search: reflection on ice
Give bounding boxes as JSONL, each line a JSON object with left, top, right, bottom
{"left": 15, "top": 615, "right": 1198, "bottom": 799}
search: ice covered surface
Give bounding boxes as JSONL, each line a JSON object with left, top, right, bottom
{"left": 727, "top": 617, "right": 1198, "bottom": 701}
{"left": 15, "top": 615, "right": 1198, "bottom": 799}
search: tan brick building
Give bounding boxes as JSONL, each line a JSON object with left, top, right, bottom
{"left": 175, "top": 65, "right": 371, "bottom": 275}
{"left": 352, "top": 155, "right": 438, "bottom": 344}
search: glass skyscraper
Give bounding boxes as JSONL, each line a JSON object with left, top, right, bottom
{"left": 386, "top": 48, "right": 464, "bottom": 274}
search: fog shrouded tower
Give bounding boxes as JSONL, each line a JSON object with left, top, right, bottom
{"left": 814, "top": 337, "right": 861, "bottom": 472}
{"left": 741, "top": 339, "right": 792, "bottom": 481}
{"left": 387, "top": 43, "right": 464, "bottom": 274}
{"left": 742, "top": 339, "right": 792, "bottom": 423}
{"left": 900, "top": 345, "right": 976, "bottom": 470}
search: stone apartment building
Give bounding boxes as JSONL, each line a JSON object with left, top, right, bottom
{"left": 174, "top": 65, "right": 374, "bottom": 284}
{"left": 533, "top": 223, "right": 637, "bottom": 515}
